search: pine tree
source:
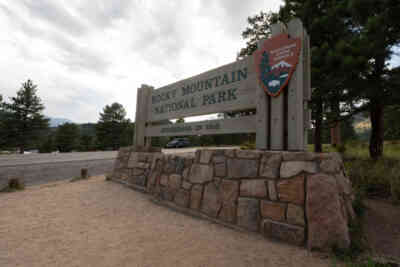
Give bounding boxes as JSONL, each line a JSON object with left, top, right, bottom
{"left": 239, "top": 0, "right": 400, "bottom": 158}
{"left": 55, "top": 123, "right": 80, "bottom": 152}
{"left": 96, "top": 103, "right": 132, "bottom": 150}
{"left": 2, "top": 80, "right": 49, "bottom": 153}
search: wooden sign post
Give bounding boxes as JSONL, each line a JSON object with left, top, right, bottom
{"left": 134, "top": 18, "right": 310, "bottom": 151}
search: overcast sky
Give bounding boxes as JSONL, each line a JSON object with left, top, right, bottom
{"left": 0, "top": 0, "right": 284, "bottom": 123}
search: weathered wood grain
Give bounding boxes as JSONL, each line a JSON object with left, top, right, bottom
{"left": 287, "top": 19, "right": 305, "bottom": 151}
{"left": 145, "top": 116, "right": 256, "bottom": 137}
{"left": 134, "top": 85, "right": 153, "bottom": 147}
{"left": 256, "top": 39, "right": 270, "bottom": 150}
{"left": 270, "top": 23, "right": 286, "bottom": 150}
{"left": 148, "top": 57, "right": 257, "bottom": 122}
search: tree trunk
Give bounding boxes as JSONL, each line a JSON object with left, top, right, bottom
{"left": 330, "top": 122, "right": 341, "bottom": 147}
{"left": 314, "top": 101, "right": 323, "bottom": 153}
{"left": 369, "top": 102, "right": 384, "bottom": 159}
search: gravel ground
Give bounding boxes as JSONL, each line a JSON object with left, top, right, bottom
{"left": 0, "top": 176, "right": 332, "bottom": 267}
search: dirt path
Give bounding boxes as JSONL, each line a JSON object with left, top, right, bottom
{"left": 364, "top": 199, "right": 400, "bottom": 262}
{"left": 0, "top": 176, "right": 331, "bottom": 267}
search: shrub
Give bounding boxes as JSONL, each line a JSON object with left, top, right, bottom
{"left": 390, "top": 169, "right": 400, "bottom": 204}
{"left": 344, "top": 158, "right": 399, "bottom": 200}
{"left": 336, "top": 144, "right": 347, "bottom": 153}
{"left": 240, "top": 141, "right": 255, "bottom": 150}
{"left": 1, "top": 178, "right": 25, "bottom": 192}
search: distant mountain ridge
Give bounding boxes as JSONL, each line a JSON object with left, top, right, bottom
{"left": 271, "top": 60, "right": 292, "bottom": 69}
{"left": 49, "top": 117, "right": 73, "bottom": 127}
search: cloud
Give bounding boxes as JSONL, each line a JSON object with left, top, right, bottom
{"left": 21, "top": 0, "right": 89, "bottom": 36}
{"left": 75, "top": 0, "right": 133, "bottom": 28}
{"left": 47, "top": 32, "right": 110, "bottom": 74}
{"left": 0, "top": 0, "right": 283, "bottom": 123}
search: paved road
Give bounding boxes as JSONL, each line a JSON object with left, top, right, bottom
{"left": 0, "top": 176, "right": 330, "bottom": 267}
{"left": 0, "top": 148, "right": 237, "bottom": 187}
{"left": 0, "top": 151, "right": 118, "bottom": 187}
{"left": 0, "top": 151, "right": 118, "bottom": 167}
{"left": 0, "top": 147, "right": 238, "bottom": 167}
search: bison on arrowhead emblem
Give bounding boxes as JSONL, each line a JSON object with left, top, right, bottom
{"left": 255, "top": 34, "right": 301, "bottom": 97}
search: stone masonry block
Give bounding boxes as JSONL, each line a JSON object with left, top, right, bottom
{"left": 168, "top": 174, "right": 182, "bottom": 192}
{"left": 307, "top": 173, "right": 350, "bottom": 251}
{"left": 237, "top": 198, "right": 259, "bottom": 231}
{"left": 320, "top": 159, "right": 342, "bottom": 174}
{"left": 147, "top": 171, "right": 159, "bottom": 192}
{"left": 175, "top": 157, "right": 186, "bottom": 174}
{"left": 262, "top": 219, "right": 305, "bottom": 246}
{"left": 277, "top": 174, "right": 305, "bottom": 206}
{"left": 182, "top": 168, "right": 190, "bottom": 180}
{"left": 117, "top": 147, "right": 131, "bottom": 159}
{"left": 240, "top": 180, "right": 267, "bottom": 198}
{"left": 282, "top": 152, "right": 316, "bottom": 161}
{"left": 127, "top": 153, "right": 138, "bottom": 167}
{"left": 174, "top": 189, "right": 190, "bottom": 208}
{"left": 190, "top": 184, "right": 203, "bottom": 210}
{"left": 213, "top": 155, "right": 226, "bottom": 177}
{"left": 224, "top": 149, "right": 236, "bottom": 158}
{"left": 260, "top": 153, "right": 282, "bottom": 179}
{"left": 201, "top": 183, "right": 221, "bottom": 218}
{"left": 268, "top": 180, "right": 278, "bottom": 201}
{"left": 160, "top": 174, "right": 168, "bottom": 186}
{"left": 182, "top": 181, "right": 192, "bottom": 190}
{"left": 227, "top": 158, "right": 258, "bottom": 178}
{"left": 220, "top": 179, "right": 239, "bottom": 204}
{"left": 236, "top": 150, "right": 262, "bottom": 159}
{"left": 160, "top": 187, "right": 174, "bottom": 201}
{"left": 280, "top": 161, "right": 317, "bottom": 178}
{"left": 189, "top": 164, "right": 214, "bottom": 184}
{"left": 286, "top": 204, "right": 305, "bottom": 226}
{"left": 199, "top": 150, "right": 214, "bottom": 164}
{"left": 219, "top": 203, "right": 237, "bottom": 224}
{"left": 132, "top": 168, "right": 144, "bottom": 176}
{"left": 260, "top": 200, "right": 286, "bottom": 222}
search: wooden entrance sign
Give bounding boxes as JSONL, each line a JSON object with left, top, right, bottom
{"left": 134, "top": 18, "right": 311, "bottom": 151}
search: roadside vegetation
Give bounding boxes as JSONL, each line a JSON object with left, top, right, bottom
{"left": 315, "top": 141, "right": 400, "bottom": 204}
{"left": 1, "top": 178, "right": 25, "bottom": 193}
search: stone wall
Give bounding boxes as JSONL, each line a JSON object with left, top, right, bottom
{"left": 110, "top": 147, "right": 355, "bottom": 251}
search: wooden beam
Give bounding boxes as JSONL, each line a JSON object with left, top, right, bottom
{"left": 270, "top": 23, "right": 287, "bottom": 150}
{"left": 255, "top": 39, "right": 270, "bottom": 150}
{"left": 134, "top": 85, "right": 153, "bottom": 147}
{"left": 148, "top": 58, "right": 257, "bottom": 122}
{"left": 146, "top": 115, "right": 256, "bottom": 137}
{"left": 287, "top": 19, "right": 305, "bottom": 151}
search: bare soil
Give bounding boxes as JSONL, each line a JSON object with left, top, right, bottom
{"left": 0, "top": 176, "right": 331, "bottom": 267}
{"left": 364, "top": 199, "right": 400, "bottom": 262}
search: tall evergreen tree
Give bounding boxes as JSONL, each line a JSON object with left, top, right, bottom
{"left": 345, "top": 0, "right": 400, "bottom": 158}
{"left": 280, "top": 0, "right": 400, "bottom": 158}
{"left": 239, "top": 0, "right": 400, "bottom": 158}
{"left": 55, "top": 123, "right": 80, "bottom": 152}
{"left": 96, "top": 102, "right": 132, "bottom": 150}
{"left": 2, "top": 80, "right": 49, "bottom": 153}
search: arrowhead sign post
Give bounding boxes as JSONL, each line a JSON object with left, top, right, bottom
{"left": 254, "top": 34, "right": 301, "bottom": 97}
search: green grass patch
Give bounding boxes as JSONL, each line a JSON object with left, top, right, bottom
{"left": 344, "top": 157, "right": 400, "bottom": 202}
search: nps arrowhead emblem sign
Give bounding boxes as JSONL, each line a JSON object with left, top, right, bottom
{"left": 255, "top": 34, "right": 301, "bottom": 97}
